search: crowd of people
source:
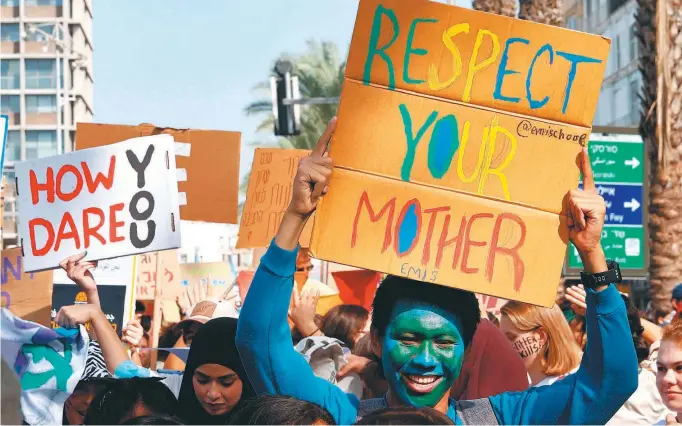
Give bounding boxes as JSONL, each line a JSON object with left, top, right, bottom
{"left": 4, "top": 118, "right": 682, "bottom": 425}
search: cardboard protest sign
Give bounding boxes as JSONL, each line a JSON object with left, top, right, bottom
{"left": 51, "top": 284, "right": 128, "bottom": 337}
{"left": 16, "top": 135, "right": 180, "bottom": 272}
{"left": 179, "top": 262, "right": 235, "bottom": 298}
{"left": 76, "top": 123, "right": 241, "bottom": 224}
{"left": 135, "top": 250, "right": 180, "bottom": 301}
{"left": 237, "top": 148, "right": 313, "bottom": 248}
{"left": 310, "top": 0, "right": 610, "bottom": 306}
{"left": 15, "top": 135, "right": 181, "bottom": 272}
{"left": 52, "top": 256, "right": 136, "bottom": 334}
{"left": 0, "top": 248, "right": 52, "bottom": 326}
{"left": 332, "top": 269, "right": 382, "bottom": 310}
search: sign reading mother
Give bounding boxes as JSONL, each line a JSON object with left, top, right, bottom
{"left": 310, "top": 0, "right": 611, "bottom": 306}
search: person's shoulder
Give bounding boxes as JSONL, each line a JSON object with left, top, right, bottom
{"left": 157, "top": 371, "right": 184, "bottom": 397}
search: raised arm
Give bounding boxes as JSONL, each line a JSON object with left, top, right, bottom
{"left": 55, "top": 304, "right": 130, "bottom": 374}
{"left": 489, "top": 148, "right": 638, "bottom": 424}
{"left": 236, "top": 118, "right": 359, "bottom": 425}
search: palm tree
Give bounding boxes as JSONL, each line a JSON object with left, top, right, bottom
{"left": 245, "top": 40, "right": 344, "bottom": 151}
{"left": 638, "top": 0, "right": 682, "bottom": 315}
{"left": 518, "top": 0, "right": 563, "bottom": 25}
{"left": 472, "top": 0, "right": 518, "bottom": 17}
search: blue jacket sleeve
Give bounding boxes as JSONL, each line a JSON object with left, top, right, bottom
{"left": 235, "top": 241, "right": 359, "bottom": 425}
{"left": 489, "top": 284, "right": 638, "bottom": 425}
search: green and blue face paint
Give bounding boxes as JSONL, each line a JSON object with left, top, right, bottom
{"left": 381, "top": 300, "right": 465, "bottom": 407}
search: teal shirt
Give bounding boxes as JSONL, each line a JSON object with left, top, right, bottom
{"left": 235, "top": 242, "right": 638, "bottom": 425}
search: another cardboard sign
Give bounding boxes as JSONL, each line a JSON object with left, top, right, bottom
{"left": 76, "top": 123, "right": 241, "bottom": 224}
{"left": 179, "top": 262, "right": 235, "bottom": 298}
{"left": 0, "top": 248, "right": 52, "bottom": 326}
{"left": 135, "top": 250, "right": 180, "bottom": 301}
{"left": 15, "top": 135, "right": 181, "bottom": 272}
{"left": 310, "top": 0, "right": 610, "bottom": 307}
{"left": 332, "top": 269, "right": 382, "bottom": 310}
{"left": 51, "top": 285, "right": 128, "bottom": 337}
{"left": 237, "top": 148, "right": 312, "bottom": 248}
{"left": 53, "top": 256, "right": 136, "bottom": 331}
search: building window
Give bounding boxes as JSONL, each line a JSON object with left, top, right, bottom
{"left": 25, "top": 95, "right": 57, "bottom": 113}
{"left": 0, "top": 95, "right": 19, "bottom": 114}
{"left": 25, "top": 59, "right": 57, "bottom": 89}
{"left": 615, "top": 34, "right": 621, "bottom": 70}
{"left": 566, "top": 16, "right": 577, "bottom": 30}
{"left": 180, "top": 254, "right": 188, "bottom": 263}
{"left": 630, "top": 79, "right": 640, "bottom": 122}
{"left": 630, "top": 27, "right": 638, "bottom": 62}
{"left": 25, "top": 130, "right": 57, "bottom": 159}
{"left": 1, "top": 59, "right": 20, "bottom": 90}
{"left": 24, "top": 23, "right": 55, "bottom": 42}
{"left": 25, "top": 0, "right": 63, "bottom": 6}
{"left": 0, "top": 0, "right": 19, "bottom": 6}
{"left": 4, "top": 131, "right": 21, "bottom": 163}
{"left": 0, "top": 24, "right": 20, "bottom": 42}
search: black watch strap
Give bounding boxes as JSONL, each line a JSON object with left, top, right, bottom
{"left": 580, "top": 260, "right": 622, "bottom": 288}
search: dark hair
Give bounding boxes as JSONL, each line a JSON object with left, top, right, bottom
{"left": 83, "top": 378, "right": 177, "bottom": 425}
{"left": 623, "top": 294, "right": 649, "bottom": 363}
{"left": 292, "top": 314, "right": 324, "bottom": 345}
{"left": 136, "top": 301, "right": 146, "bottom": 314}
{"left": 63, "top": 378, "right": 113, "bottom": 425}
{"left": 141, "top": 315, "right": 152, "bottom": 333}
{"left": 227, "top": 395, "right": 335, "bottom": 425}
{"left": 321, "top": 305, "right": 369, "bottom": 350}
{"left": 371, "top": 276, "right": 480, "bottom": 347}
{"left": 120, "top": 414, "right": 184, "bottom": 425}
{"left": 355, "top": 406, "right": 454, "bottom": 425}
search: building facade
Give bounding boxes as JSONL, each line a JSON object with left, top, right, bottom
{"left": 581, "top": 0, "right": 640, "bottom": 127}
{"left": 0, "top": 0, "right": 94, "bottom": 247}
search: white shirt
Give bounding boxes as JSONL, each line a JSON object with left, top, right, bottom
{"left": 532, "top": 366, "right": 579, "bottom": 387}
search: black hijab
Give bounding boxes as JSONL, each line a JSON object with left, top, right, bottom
{"left": 176, "top": 317, "right": 255, "bottom": 425}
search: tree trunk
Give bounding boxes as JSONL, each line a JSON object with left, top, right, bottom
{"left": 472, "top": 0, "right": 518, "bottom": 17}
{"left": 518, "top": 0, "right": 563, "bottom": 26}
{"left": 640, "top": 0, "right": 682, "bottom": 316}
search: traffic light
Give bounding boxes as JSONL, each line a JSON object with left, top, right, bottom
{"left": 270, "top": 60, "right": 301, "bottom": 136}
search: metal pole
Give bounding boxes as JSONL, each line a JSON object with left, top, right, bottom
{"left": 55, "top": 23, "right": 62, "bottom": 155}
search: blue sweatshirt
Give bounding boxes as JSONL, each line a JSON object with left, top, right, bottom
{"left": 236, "top": 242, "right": 638, "bottom": 425}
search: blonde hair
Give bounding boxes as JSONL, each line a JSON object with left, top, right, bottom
{"left": 501, "top": 301, "right": 582, "bottom": 376}
{"left": 663, "top": 314, "right": 682, "bottom": 345}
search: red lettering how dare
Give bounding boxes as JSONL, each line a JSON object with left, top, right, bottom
{"left": 29, "top": 156, "right": 116, "bottom": 205}
{"left": 29, "top": 203, "right": 125, "bottom": 256}
{"left": 351, "top": 191, "right": 527, "bottom": 291}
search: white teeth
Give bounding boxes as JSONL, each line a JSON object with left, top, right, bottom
{"left": 406, "top": 375, "right": 440, "bottom": 385}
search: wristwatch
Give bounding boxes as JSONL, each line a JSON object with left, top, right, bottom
{"left": 580, "top": 260, "right": 622, "bottom": 289}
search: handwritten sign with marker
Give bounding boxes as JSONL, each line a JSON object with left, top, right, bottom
{"left": 76, "top": 123, "right": 242, "bottom": 224}
{"left": 15, "top": 135, "right": 182, "bottom": 272}
{"left": 1, "top": 247, "right": 53, "bottom": 326}
{"left": 310, "top": 0, "right": 610, "bottom": 306}
{"left": 237, "top": 148, "right": 313, "bottom": 248}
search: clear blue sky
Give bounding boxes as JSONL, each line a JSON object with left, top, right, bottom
{"left": 93, "top": 0, "right": 471, "bottom": 183}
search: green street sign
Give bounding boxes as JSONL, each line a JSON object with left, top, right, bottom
{"left": 568, "top": 226, "right": 645, "bottom": 270}
{"left": 588, "top": 140, "right": 644, "bottom": 184}
{"left": 566, "top": 131, "right": 647, "bottom": 277}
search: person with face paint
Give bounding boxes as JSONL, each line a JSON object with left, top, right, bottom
{"left": 500, "top": 302, "right": 582, "bottom": 387}
{"left": 235, "top": 117, "right": 639, "bottom": 424}
{"left": 654, "top": 316, "right": 682, "bottom": 425}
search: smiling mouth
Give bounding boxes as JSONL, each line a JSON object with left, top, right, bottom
{"left": 401, "top": 374, "right": 443, "bottom": 393}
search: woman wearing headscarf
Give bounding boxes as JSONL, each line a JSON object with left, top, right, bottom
{"left": 54, "top": 270, "right": 254, "bottom": 425}
{"left": 174, "top": 317, "right": 255, "bottom": 424}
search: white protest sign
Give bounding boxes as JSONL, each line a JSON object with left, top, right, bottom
{"left": 16, "top": 135, "right": 181, "bottom": 272}
{"left": 52, "top": 256, "right": 135, "bottom": 327}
